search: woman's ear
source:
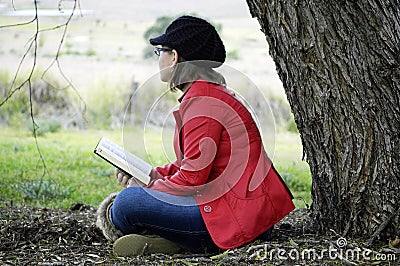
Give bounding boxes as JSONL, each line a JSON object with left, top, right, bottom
{"left": 171, "top": 49, "right": 179, "bottom": 65}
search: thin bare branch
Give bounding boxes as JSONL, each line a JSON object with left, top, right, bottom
{"left": 0, "top": 18, "right": 36, "bottom": 29}
{"left": 0, "top": 38, "right": 35, "bottom": 107}
{"left": 42, "top": 0, "right": 87, "bottom": 116}
{"left": 0, "top": 2, "right": 39, "bottom": 108}
{"left": 24, "top": 1, "right": 50, "bottom": 179}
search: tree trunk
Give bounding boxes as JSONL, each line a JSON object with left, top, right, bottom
{"left": 246, "top": 0, "right": 400, "bottom": 242}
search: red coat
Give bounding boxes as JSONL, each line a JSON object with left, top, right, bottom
{"left": 147, "top": 80, "right": 295, "bottom": 249}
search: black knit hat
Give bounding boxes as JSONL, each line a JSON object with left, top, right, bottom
{"left": 149, "top": 15, "right": 226, "bottom": 68}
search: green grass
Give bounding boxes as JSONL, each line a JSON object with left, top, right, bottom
{"left": 0, "top": 127, "right": 311, "bottom": 208}
{"left": 273, "top": 132, "right": 312, "bottom": 208}
{"left": 0, "top": 128, "right": 122, "bottom": 208}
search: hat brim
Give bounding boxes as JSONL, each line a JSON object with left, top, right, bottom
{"left": 149, "top": 34, "right": 169, "bottom": 46}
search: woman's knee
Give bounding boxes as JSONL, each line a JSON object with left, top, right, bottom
{"left": 114, "top": 187, "right": 143, "bottom": 207}
{"left": 110, "top": 187, "right": 146, "bottom": 232}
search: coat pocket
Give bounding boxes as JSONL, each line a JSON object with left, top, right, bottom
{"left": 224, "top": 190, "right": 278, "bottom": 237}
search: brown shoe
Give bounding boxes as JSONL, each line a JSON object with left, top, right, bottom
{"left": 113, "top": 234, "right": 181, "bottom": 256}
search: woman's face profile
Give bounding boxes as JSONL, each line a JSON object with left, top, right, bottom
{"left": 158, "top": 48, "right": 177, "bottom": 82}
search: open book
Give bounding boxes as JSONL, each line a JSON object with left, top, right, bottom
{"left": 94, "top": 137, "right": 152, "bottom": 185}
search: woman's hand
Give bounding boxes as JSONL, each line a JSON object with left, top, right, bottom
{"left": 115, "top": 168, "right": 139, "bottom": 188}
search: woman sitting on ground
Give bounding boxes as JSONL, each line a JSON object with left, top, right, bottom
{"left": 96, "top": 15, "right": 295, "bottom": 256}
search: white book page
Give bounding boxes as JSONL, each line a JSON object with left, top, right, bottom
{"left": 99, "top": 138, "right": 152, "bottom": 175}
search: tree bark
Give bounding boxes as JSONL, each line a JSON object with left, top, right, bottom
{"left": 246, "top": 0, "right": 400, "bottom": 241}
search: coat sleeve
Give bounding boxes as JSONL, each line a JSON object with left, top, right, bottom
{"left": 154, "top": 161, "right": 180, "bottom": 177}
{"left": 147, "top": 115, "right": 223, "bottom": 195}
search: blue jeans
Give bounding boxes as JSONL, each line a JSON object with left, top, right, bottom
{"left": 110, "top": 187, "right": 273, "bottom": 254}
{"left": 110, "top": 187, "right": 219, "bottom": 253}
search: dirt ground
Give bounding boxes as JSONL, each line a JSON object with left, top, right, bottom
{"left": 1, "top": 203, "right": 398, "bottom": 266}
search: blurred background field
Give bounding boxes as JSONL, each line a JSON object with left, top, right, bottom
{"left": 0, "top": 128, "right": 311, "bottom": 208}
{"left": 0, "top": 0, "right": 311, "bottom": 208}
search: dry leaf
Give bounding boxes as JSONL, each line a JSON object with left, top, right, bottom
{"left": 389, "top": 236, "right": 400, "bottom": 248}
